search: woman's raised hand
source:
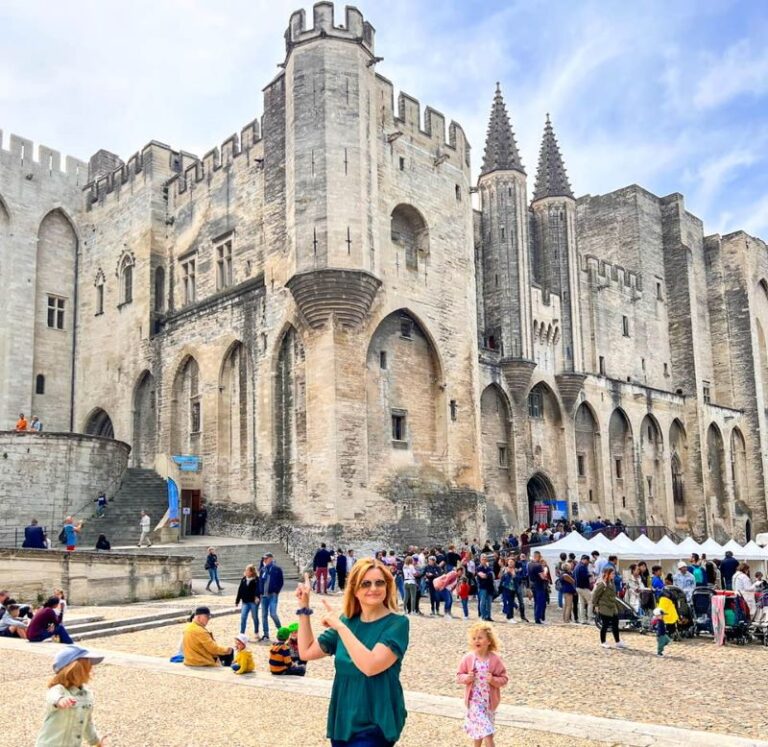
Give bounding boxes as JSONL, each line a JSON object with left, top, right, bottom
{"left": 295, "top": 572, "right": 312, "bottom": 607}
{"left": 320, "top": 598, "right": 342, "bottom": 631}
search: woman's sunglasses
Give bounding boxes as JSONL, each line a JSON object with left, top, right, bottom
{"left": 359, "top": 579, "right": 388, "bottom": 589}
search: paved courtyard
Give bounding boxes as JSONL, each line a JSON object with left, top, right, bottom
{"left": 3, "top": 591, "right": 768, "bottom": 746}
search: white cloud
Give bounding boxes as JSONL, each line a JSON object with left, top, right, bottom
{"left": 694, "top": 40, "right": 768, "bottom": 109}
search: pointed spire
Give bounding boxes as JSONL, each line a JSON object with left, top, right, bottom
{"left": 532, "top": 113, "right": 573, "bottom": 201}
{"left": 480, "top": 83, "right": 525, "bottom": 176}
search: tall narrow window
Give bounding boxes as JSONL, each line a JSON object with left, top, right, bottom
{"left": 656, "top": 281, "right": 663, "bottom": 301}
{"left": 498, "top": 444, "right": 508, "bottom": 467}
{"left": 47, "top": 296, "right": 65, "bottom": 329}
{"left": 391, "top": 410, "right": 407, "bottom": 442}
{"left": 615, "top": 458, "right": 623, "bottom": 479}
{"left": 96, "top": 284, "right": 104, "bottom": 315}
{"left": 703, "top": 381, "right": 711, "bottom": 404}
{"left": 119, "top": 255, "right": 134, "bottom": 305}
{"left": 154, "top": 267, "right": 165, "bottom": 312}
{"left": 577, "top": 454, "right": 586, "bottom": 477}
{"left": 599, "top": 355, "right": 606, "bottom": 375}
{"left": 35, "top": 374, "right": 45, "bottom": 395}
{"left": 622, "top": 315, "right": 630, "bottom": 337}
{"left": 450, "top": 400, "right": 458, "bottom": 421}
{"left": 528, "top": 390, "right": 543, "bottom": 419}
{"left": 379, "top": 351, "right": 387, "bottom": 369}
{"left": 182, "top": 258, "right": 196, "bottom": 304}
{"left": 455, "top": 185, "right": 461, "bottom": 201}
{"left": 216, "top": 240, "right": 233, "bottom": 290}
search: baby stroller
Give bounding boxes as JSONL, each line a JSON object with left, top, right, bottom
{"left": 594, "top": 597, "right": 643, "bottom": 632}
{"left": 636, "top": 589, "right": 656, "bottom": 634}
{"left": 659, "top": 587, "right": 694, "bottom": 639}
{"left": 718, "top": 591, "right": 751, "bottom": 645}
{"left": 749, "top": 592, "right": 768, "bottom": 646}
{"left": 691, "top": 587, "right": 715, "bottom": 637}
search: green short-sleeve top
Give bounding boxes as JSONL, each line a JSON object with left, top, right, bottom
{"left": 318, "top": 612, "right": 409, "bottom": 742}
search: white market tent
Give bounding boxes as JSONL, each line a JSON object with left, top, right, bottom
{"left": 632, "top": 534, "right": 658, "bottom": 553}
{"left": 742, "top": 540, "right": 768, "bottom": 560}
{"left": 610, "top": 533, "right": 639, "bottom": 554}
{"left": 588, "top": 533, "right": 615, "bottom": 552}
{"left": 722, "top": 539, "right": 744, "bottom": 554}
{"left": 699, "top": 537, "right": 726, "bottom": 557}
{"left": 653, "top": 535, "right": 681, "bottom": 557}
{"left": 537, "top": 532, "right": 593, "bottom": 556}
{"left": 676, "top": 536, "right": 704, "bottom": 555}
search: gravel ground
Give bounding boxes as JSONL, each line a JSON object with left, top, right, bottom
{"left": 0, "top": 648, "right": 598, "bottom": 747}
{"left": 82, "top": 591, "right": 768, "bottom": 740}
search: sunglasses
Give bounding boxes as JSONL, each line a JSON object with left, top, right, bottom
{"left": 359, "top": 579, "right": 388, "bottom": 589}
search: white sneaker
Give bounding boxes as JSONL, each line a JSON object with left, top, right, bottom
{"left": 507, "top": 618, "right": 518, "bottom": 624}
{"left": 600, "top": 642, "right": 612, "bottom": 649}
{"left": 614, "top": 641, "right": 628, "bottom": 649}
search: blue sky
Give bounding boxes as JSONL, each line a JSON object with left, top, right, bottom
{"left": 1, "top": 0, "right": 767, "bottom": 236}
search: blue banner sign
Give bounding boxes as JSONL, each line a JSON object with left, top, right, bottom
{"left": 172, "top": 455, "right": 201, "bottom": 472}
{"left": 167, "top": 478, "right": 180, "bottom": 526}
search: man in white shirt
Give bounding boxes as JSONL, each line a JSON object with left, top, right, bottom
{"left": 138, "top": 510, "right": 152, "bottom": 547}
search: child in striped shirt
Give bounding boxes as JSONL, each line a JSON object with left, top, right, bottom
{"left": 269, "top": 627, "right": 306, "bottom": 676}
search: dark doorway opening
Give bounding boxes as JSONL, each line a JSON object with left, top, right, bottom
{"left": 527, "top": 472, "right": 556, "bottom": 526}
{"left": 746, "top": 519, "right": 752, "bottom": 543}
{"left": 182, "top": 489, "right": 202, "bottom": 535}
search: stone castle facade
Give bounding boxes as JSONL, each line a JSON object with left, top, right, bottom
{"left": 2, "top": 2, "right": 767, "bottom": 543}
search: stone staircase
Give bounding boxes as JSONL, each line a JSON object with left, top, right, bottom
{"left": 116, "top": 540, "right": 301, "bottom": 585}
{"left": 77, "top": 468, "right": 169, "bottom": 548}
{"left": 66, "top": 607, "right": 238, "bottom": 642}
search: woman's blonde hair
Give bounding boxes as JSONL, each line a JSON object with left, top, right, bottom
{"left": 245, "top": 564, "right": 256, "bottom": 576}
{"left": 342, "top": 558, "right": 398, "bottom": 619}
{"left": 467, "top": 621, "right": 499, "bottom": 653}
{"left": 49, "top": 658, "right": 92, "bottom": 689}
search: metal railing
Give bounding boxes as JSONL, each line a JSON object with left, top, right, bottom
{"left": 0, "top": 526, "right": 49, "bottom": 549}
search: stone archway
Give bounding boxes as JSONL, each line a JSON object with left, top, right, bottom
{"left": 527, "top": 472, "right": 556, "bottom": 526}
{"left": 84, "top": 408, "right": 114, "bottom": 439}
{"left": 669, "top": 419, "right": 688, "bottom": 523}
{"left": 132, "top": 371, "right": 156, "bottom": 467}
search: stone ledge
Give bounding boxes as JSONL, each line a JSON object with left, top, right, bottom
{"left": 2, "top": 639, "right": 763, "bottom": 747}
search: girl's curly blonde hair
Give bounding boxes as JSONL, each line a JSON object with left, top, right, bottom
{"left": 467, "top": 621, "right": 500, "bottom": 652}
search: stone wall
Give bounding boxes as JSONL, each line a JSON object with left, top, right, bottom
{"left": 0, "top": 432, "right": 130, "bottom": 531}
{"left": 0, "top": 547, "right": 192, "bottom": 605}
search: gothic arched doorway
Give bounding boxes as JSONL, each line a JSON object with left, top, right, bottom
{"left": 527, "top": 472, "right": 556, "bottom": 527}
{"left": 84, "top": 408, "right": 114, "bottom": 439}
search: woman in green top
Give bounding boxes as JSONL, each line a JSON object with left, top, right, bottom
{"left": 591, "top": 565, "right": 627, "bottom": 650}
{"left": 297, "top": 556, "right": 409, "bottom": 746}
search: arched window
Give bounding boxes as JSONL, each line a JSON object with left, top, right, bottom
{"left": 390, "top": 204, "right": 429, "bottom": 271}
{"left": 35, "top": 374, "right": 45, "bottom": 394}
{"left": 119, "top": 255, "right": 134, "bottom": 305}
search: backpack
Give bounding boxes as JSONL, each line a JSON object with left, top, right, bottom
{"left": 58, "top": 527, "right": 67, "bottom": 545}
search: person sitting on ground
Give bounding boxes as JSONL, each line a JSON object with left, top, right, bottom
{"left": 95, "top": 534, "right": 111, "bottom": 552}
{"left": 27, "top": 596, "right": 73, "bottom": 644}
{"left": 269, "top": 626, "right": 306, "bottom": 676}
{"left": 15, "top": 412, "right": 28, "bottom": 432}
{"left": 30, "top": 415, "right": 43, "bottom": 432}
{"left": 0, "top": 603, "right": 29, "bottom": 639}
{"left": 22, "top": 518, "right": 47, "bottom": 549}
{"left": 181, "top": 606, "right": 233, "bottom": 667}
{"left": 231, "top": 633, "right": 255, "bottom": 674}
{"left": 286, "top": 622, "right": 306, "bottom": 667}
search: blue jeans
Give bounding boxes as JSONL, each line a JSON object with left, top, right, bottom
{"left": 513, "top": 584, "right": 527, "bottom": 619}
{"left": 478, "top": 589, "right": 492, "bottom": 620}
{"left": 460, "top": 598, "right": 469, "bottom": 617}
{"left": 501, "top": 587, "right": 515, "bottom": 619}
{"left": 207, "top": 568, "right": 221, "bottom": 588}
{"left": 558, "top": 588, "right": 564, "bottom": 608}
{"left": 396, "top": 575, "right": 405, "bottom": 600}
{"left": 328, "top": 567, "right": 337, "bottom": 592}
{"left": 240, "top": 602, "right": 259, "bottom": 635}
{"left": 533, "top": 587, "right": 547, "bottom": 623}
{"left": 260, "top": 594, "right": 281, "bottom": 638}
{"left": 331, "top": 726, "right": 394, "bottom": 747}
{"left": 443, "top": 588, "right": 453, "bottom": 615}
{"left": 30, "top": 624, "right": 73, "bottom": 645}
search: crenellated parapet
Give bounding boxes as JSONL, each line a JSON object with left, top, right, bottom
{"left": 167, "top": 118, "right": 264, "bottom": 207}
{"left": 0, "top": 130, "right": 87, "bottom": 185}
{"left": 84, "top": 140, "right": 196, "bottom": 212}
{"left": 285, "top": 3, "right": 375, "bottom": 56}
{"left": 581, "top": 254, "right": 643, "bottom": 295}
{"left": 376, "top": 76, "right": 471, "bottom": 172}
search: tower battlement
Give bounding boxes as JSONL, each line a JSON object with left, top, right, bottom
{"left": 581, "top": 253, "right": 643, "bottom": 294}
{"left": 168, "top": 117, "right": 263, "bottom": 204}
{"left": 84, "top": 140, "right": 198, "bottom": 212}
{"left": 376, "top": 77, "right": 471, "bottom": 171}
{"left": 285, "top": 3, "right": 374, "bottom": 56}
{"left": 0, "top": 130, "right": 86, "bottom": 185}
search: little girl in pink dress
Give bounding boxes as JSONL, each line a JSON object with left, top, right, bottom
{"left": 456, "top": 622, "right": 509, "bottom": 747}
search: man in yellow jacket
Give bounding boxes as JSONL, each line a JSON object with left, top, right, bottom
{"left": 182, "top": 607, "right": 234, "bottom": 667}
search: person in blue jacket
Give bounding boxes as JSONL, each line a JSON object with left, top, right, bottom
{"left": 259, "top": 553, "right": 284, "bottom": 642}
{"left": 22, "top": 518, "right": 47, "bottom": 549}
